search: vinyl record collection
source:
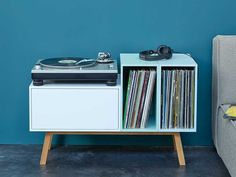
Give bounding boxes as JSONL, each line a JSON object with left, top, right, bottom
{"left": 161, "top": 68, "right": 195, "bottom": 129}
{"left": 124, "top": 69, "right": 156, "bottom": 129}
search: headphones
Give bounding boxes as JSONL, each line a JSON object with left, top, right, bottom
{"left": 139, "top": 45, "right": 173, "bottom": 61}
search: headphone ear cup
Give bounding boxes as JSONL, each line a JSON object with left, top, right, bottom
{"left": 158, "top": 45, "right": 172, "bottom": 59}
{"left": 157, "top": 45, "right": 167, "bottom": 55}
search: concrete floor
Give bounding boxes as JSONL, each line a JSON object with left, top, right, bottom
{"left": 0, "top": 145, "right": 230, "bottom": 177}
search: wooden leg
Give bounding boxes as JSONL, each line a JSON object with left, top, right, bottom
{"left": 37, "top": 132, "right": 185, "bottom": 166}
{"left": 40, "top": 133, "right": 52, "bottom": 165}
{"left": 173, "top": 133, "right": 186, "bottom": 166}
{"left": 48, "top": 134, "right": 53, "bottom": 150}
{"left": 172, "top": 135, "right": 177, "bottom": 151}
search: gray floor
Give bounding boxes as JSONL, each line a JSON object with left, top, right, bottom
{"left": 0, "top": 145, "right": 230, "bottom": 177}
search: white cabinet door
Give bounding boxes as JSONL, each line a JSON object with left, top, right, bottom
{"left": 30, "top": 88, "right": 119, "bottom": 131}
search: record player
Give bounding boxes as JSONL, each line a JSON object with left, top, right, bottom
{"left": 31, "top": 52, "right": 118, "bottom": 86}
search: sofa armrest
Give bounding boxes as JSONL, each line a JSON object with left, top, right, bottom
{"left": 212, "top": 35, "right": 236, "bottom": 148}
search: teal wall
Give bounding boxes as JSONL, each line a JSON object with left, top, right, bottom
{"left": 1, "top": 0, "right": 236, "bottom": 146}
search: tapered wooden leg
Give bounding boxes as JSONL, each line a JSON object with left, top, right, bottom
{"left": 40, "top": 133, "right": 52, "bottom": 165}
{"left": 172, "top": 135, "right": 177, "bottom": 151}
{"left": 173, "top": 133, "right": 185, "bottom": 166}
{"left": 48, "top": 134, "right": 53, "bottom": 150}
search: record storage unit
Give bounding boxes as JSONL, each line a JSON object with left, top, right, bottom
{"left": 30, "top": 53, "right": 197, "bottom": 166}
{"left": 120, "top": 53, "right": 198, "bottom": 132}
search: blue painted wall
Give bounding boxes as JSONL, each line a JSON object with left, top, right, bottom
{"left": 0, "top": 0, "right": 236, "bottom": 145}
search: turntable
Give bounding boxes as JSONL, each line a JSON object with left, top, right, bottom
{"left": 31, "top": 52, "right": 118, "bottom": 86}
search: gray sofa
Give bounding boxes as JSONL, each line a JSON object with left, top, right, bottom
{"left": 212, "top": 35, "right": 236, "bottom": 177}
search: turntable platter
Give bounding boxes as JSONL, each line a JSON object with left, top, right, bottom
{"left": 39, "top": 57, "right": 97, "bottom": 69}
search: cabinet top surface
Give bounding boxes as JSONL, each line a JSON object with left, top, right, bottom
{"left": 120, "top": 53, "right": 197, "bottom": 66}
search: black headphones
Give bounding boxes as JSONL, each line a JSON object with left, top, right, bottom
{"left": 139, "top": 45, "right": 173, "bottom": 61}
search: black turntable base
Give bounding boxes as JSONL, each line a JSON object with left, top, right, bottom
{"left": 31, "top": 57, "right": 118, "bottom": 86}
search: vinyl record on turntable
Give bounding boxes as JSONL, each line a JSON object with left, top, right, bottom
{"left": 39, "top": 57, "right": 97, "bottom": 69}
